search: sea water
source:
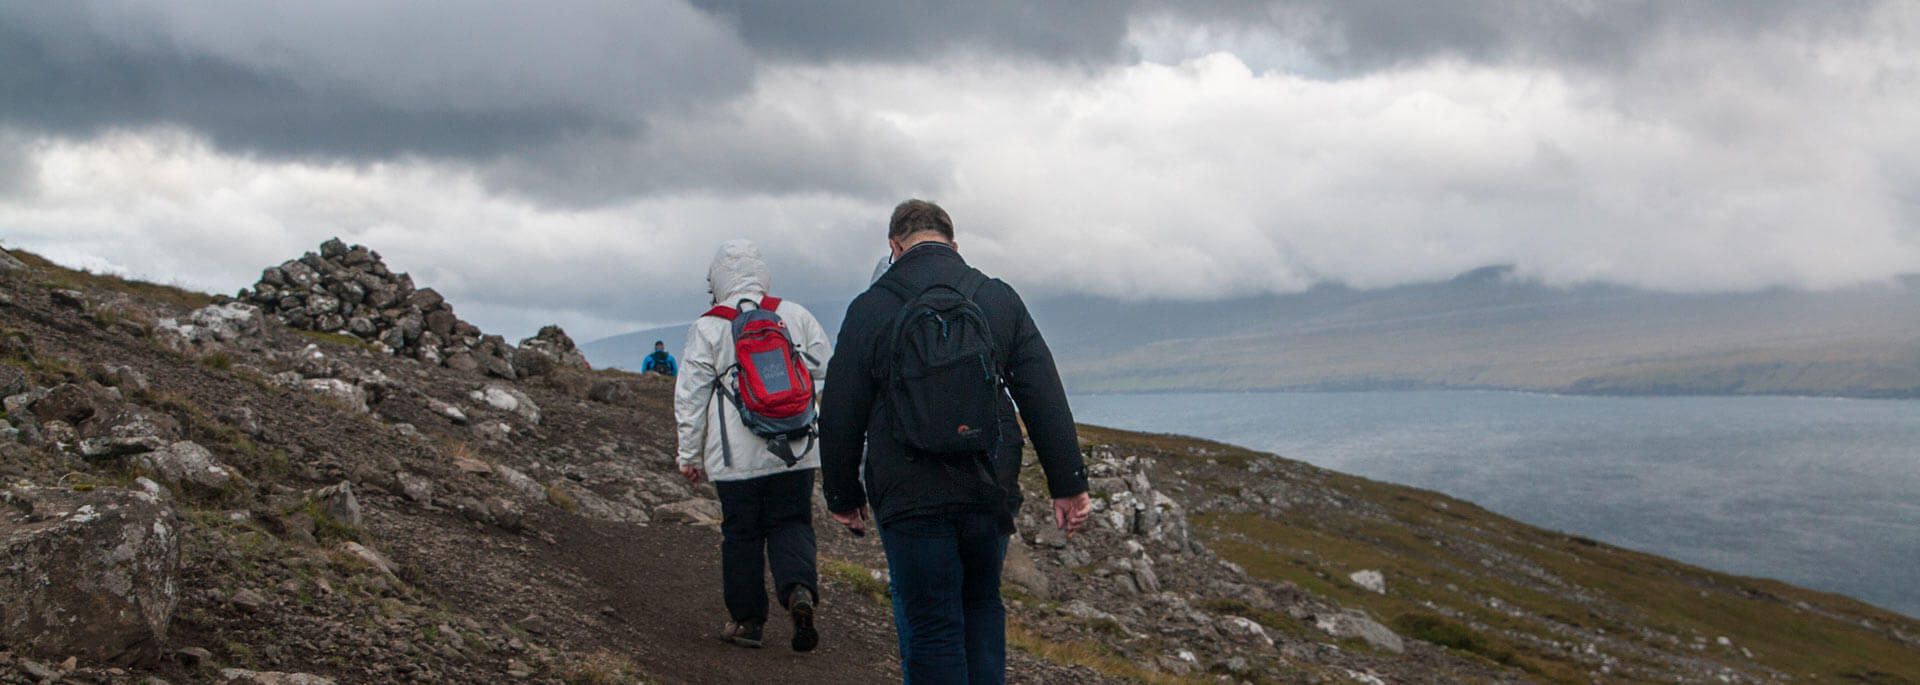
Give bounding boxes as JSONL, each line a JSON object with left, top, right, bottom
{"left": 1070, "top": 391, "right": 1920, "bottom": 618}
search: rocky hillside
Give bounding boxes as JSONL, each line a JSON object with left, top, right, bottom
{"left": 2, "top": 242, "right": 1917, "bottom": 684}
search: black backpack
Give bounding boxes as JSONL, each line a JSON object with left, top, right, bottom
{"left": 874, "top": 269, "right": 1001, "bottom": 455}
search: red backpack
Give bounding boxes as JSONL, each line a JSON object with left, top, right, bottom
{"left": 703, "top": 296, "right": 817, "bottom": 467}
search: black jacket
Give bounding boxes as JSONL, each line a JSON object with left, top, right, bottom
{"left": 820, "top": 243, "right": 1088, "bottom": 528}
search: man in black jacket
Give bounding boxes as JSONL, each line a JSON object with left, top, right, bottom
{"left": 821, "top": 199, "right": 1091, "bottom": 685}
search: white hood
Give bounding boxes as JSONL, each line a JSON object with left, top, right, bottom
{"left": 708, "top": 239, "right": 771, "bottom": 306}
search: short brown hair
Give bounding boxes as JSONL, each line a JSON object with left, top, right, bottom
{"left": 888, "top": 199, "right": 954, "bottom": 242}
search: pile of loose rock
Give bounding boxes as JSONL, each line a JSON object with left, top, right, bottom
{"left": 237, "top": 238, "right": 588, "bottom": 379}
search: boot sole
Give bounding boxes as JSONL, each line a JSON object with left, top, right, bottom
{"left": 790, "top": 601, "right": 818, "bottom": 652}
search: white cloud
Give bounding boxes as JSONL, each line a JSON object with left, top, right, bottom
{"left": 0, "top": 130, "right": 890, "bottom": 341}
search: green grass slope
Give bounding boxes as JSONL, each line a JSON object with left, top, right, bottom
{"left": 1077, "top": 424, "right": 1920, "bottom": 683}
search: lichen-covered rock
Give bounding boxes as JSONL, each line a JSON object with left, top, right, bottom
{"left": 0, "top": 485, "right": 181, "bottom": 664}
{"left": 550, "top": 481, "right": 649, "bottom": 524}
{"left": 312, "top": 482, "right": 362, "bottom": 529}
{"left": 333, "top": 541, "right": 396, "bottom": 577}
{"left": 494, "top": 465, "right": 547, "bottom": 502}
{"left": 218, "top": 667, "right": 338, "bottom": 684}
{"left": 1219, "top": 615, "right": 1276, "bottom": 647}
{"left": 395, "top": 472, "right": 433, "bottom": 504}
{"left": 156, "top": 302, "right": 265, "bottom": 352}
{"left": 301, "top": 378, "right": 369, "bottom": 414}
{"left": 1349, "top": 569, "right": 1387, "bottom": 594}
{"left": 653, "top": 498, "right": 721, "bottom": 526}
{"left": 1315, "top": 609, "right": 1405, "bottom": 654}
{"left": 471, "top": 384, "right": 540, "bottom": 424}
{"left": 136, "top": 441, "right": 241, "bottom": 496}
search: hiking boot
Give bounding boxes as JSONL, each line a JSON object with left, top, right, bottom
{"left": 789, "top": 596, "right": 818, "bottom": 653}
{"left": 720, "top": 620, "right": 763, "bottom": 648}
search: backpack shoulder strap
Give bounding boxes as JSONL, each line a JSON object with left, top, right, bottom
{"left": 957, "top": 269, "right": 990, "bottom": 300}
{"left": 874, "top": 273, "right": 914, "bottom": 302}
{"left": 702, "top": 305, "right": 738, "bottom": 321}
{"left": 760, "top": 296, "right": 782, "bottom": 312}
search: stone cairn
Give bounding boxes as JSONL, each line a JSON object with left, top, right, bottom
{"left": 237, "top": 238, "right": 586, "bottom": 379}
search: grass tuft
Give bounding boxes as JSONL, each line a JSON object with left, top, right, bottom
{"left": 820, "top": 558, "right": 890, "bottom": 605}
{"left": 555, "top": 650, "right": 654, "bottom": 684}
{"left": 200, "top": 351, "right": 234, "bottom": 371}
{"left": 546, "top": 484, "right": 578, "bottom": 514}
{"left": 1006, "top": 619, "right": 1200, "bottom": 684}
{"left": 7, "top": 247, "right": 215, "bottom": 310}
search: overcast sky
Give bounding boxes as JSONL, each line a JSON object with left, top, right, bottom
{"left": 3, "top": 1, "right": 1916, "bottom": 342}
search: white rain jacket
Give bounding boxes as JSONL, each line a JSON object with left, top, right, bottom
{"left": 674, "top": 240, "right": 833, "bottom": 482}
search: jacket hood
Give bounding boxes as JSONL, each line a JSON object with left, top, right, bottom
{"left": 707, "top": 239, "right": 771, "bottom": 305}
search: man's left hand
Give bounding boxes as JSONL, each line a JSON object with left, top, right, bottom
{"left": 680, "top": 465, "right": 705, "bottom": 486}
{"left": 1054, "top": 492, "right": 1091, "bottom": 537}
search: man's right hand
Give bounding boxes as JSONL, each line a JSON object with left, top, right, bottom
{"left": 832, "top": 505, "right": 870, "bottom": 535}
{"left": 679, "top": 464, "right": 705, "bottom": 486}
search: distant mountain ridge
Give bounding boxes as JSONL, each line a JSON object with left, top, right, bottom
{"left": 1040, "top": 267, "right": 1920, "bottom": 397}
{"left": 584, "top": 267, "right": 1920, "bottom": 398}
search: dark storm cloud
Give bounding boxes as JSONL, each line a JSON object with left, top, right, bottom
{"left": 0, "top": 2, "right": 741, "bottom": 171}
{"left": 1240, "top": 0, "right": 1879, "bottom": 73}
{"left": 689, "top": 0, "right": 1133, "bottom": 65}
{"left": 693, "top": 0, "right": 1882, "bottom": 75}
{"left": 1, "top": 0, "right": 1883, "bottom": 208}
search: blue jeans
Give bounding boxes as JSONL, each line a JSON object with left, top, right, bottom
{"left": 880, "top": 511, "right": 1010, "bottom": 685}
{"left": 891, "top": 581, "right": 912, "bottom": 683}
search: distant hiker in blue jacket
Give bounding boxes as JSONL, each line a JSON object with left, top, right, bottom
{"left": 642, "top": 340, "right": 677, "bottom": 377}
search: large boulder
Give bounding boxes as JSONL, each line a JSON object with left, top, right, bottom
{"left": 31, "top": 383, "right": 113, "bottom": 425}
{"left": 1002, "top": 540, "right": 1052, "bottom": 600}
{"left": 0, "top": 484, "right": 181, "bottom": 664}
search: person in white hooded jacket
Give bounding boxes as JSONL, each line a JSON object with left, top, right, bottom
{"left": 675, "top": 240, "right": 834, "bottom": 651}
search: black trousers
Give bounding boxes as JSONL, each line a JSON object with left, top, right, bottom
{"left": 714, "top": 468, "right": 818, "bottom": 624}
